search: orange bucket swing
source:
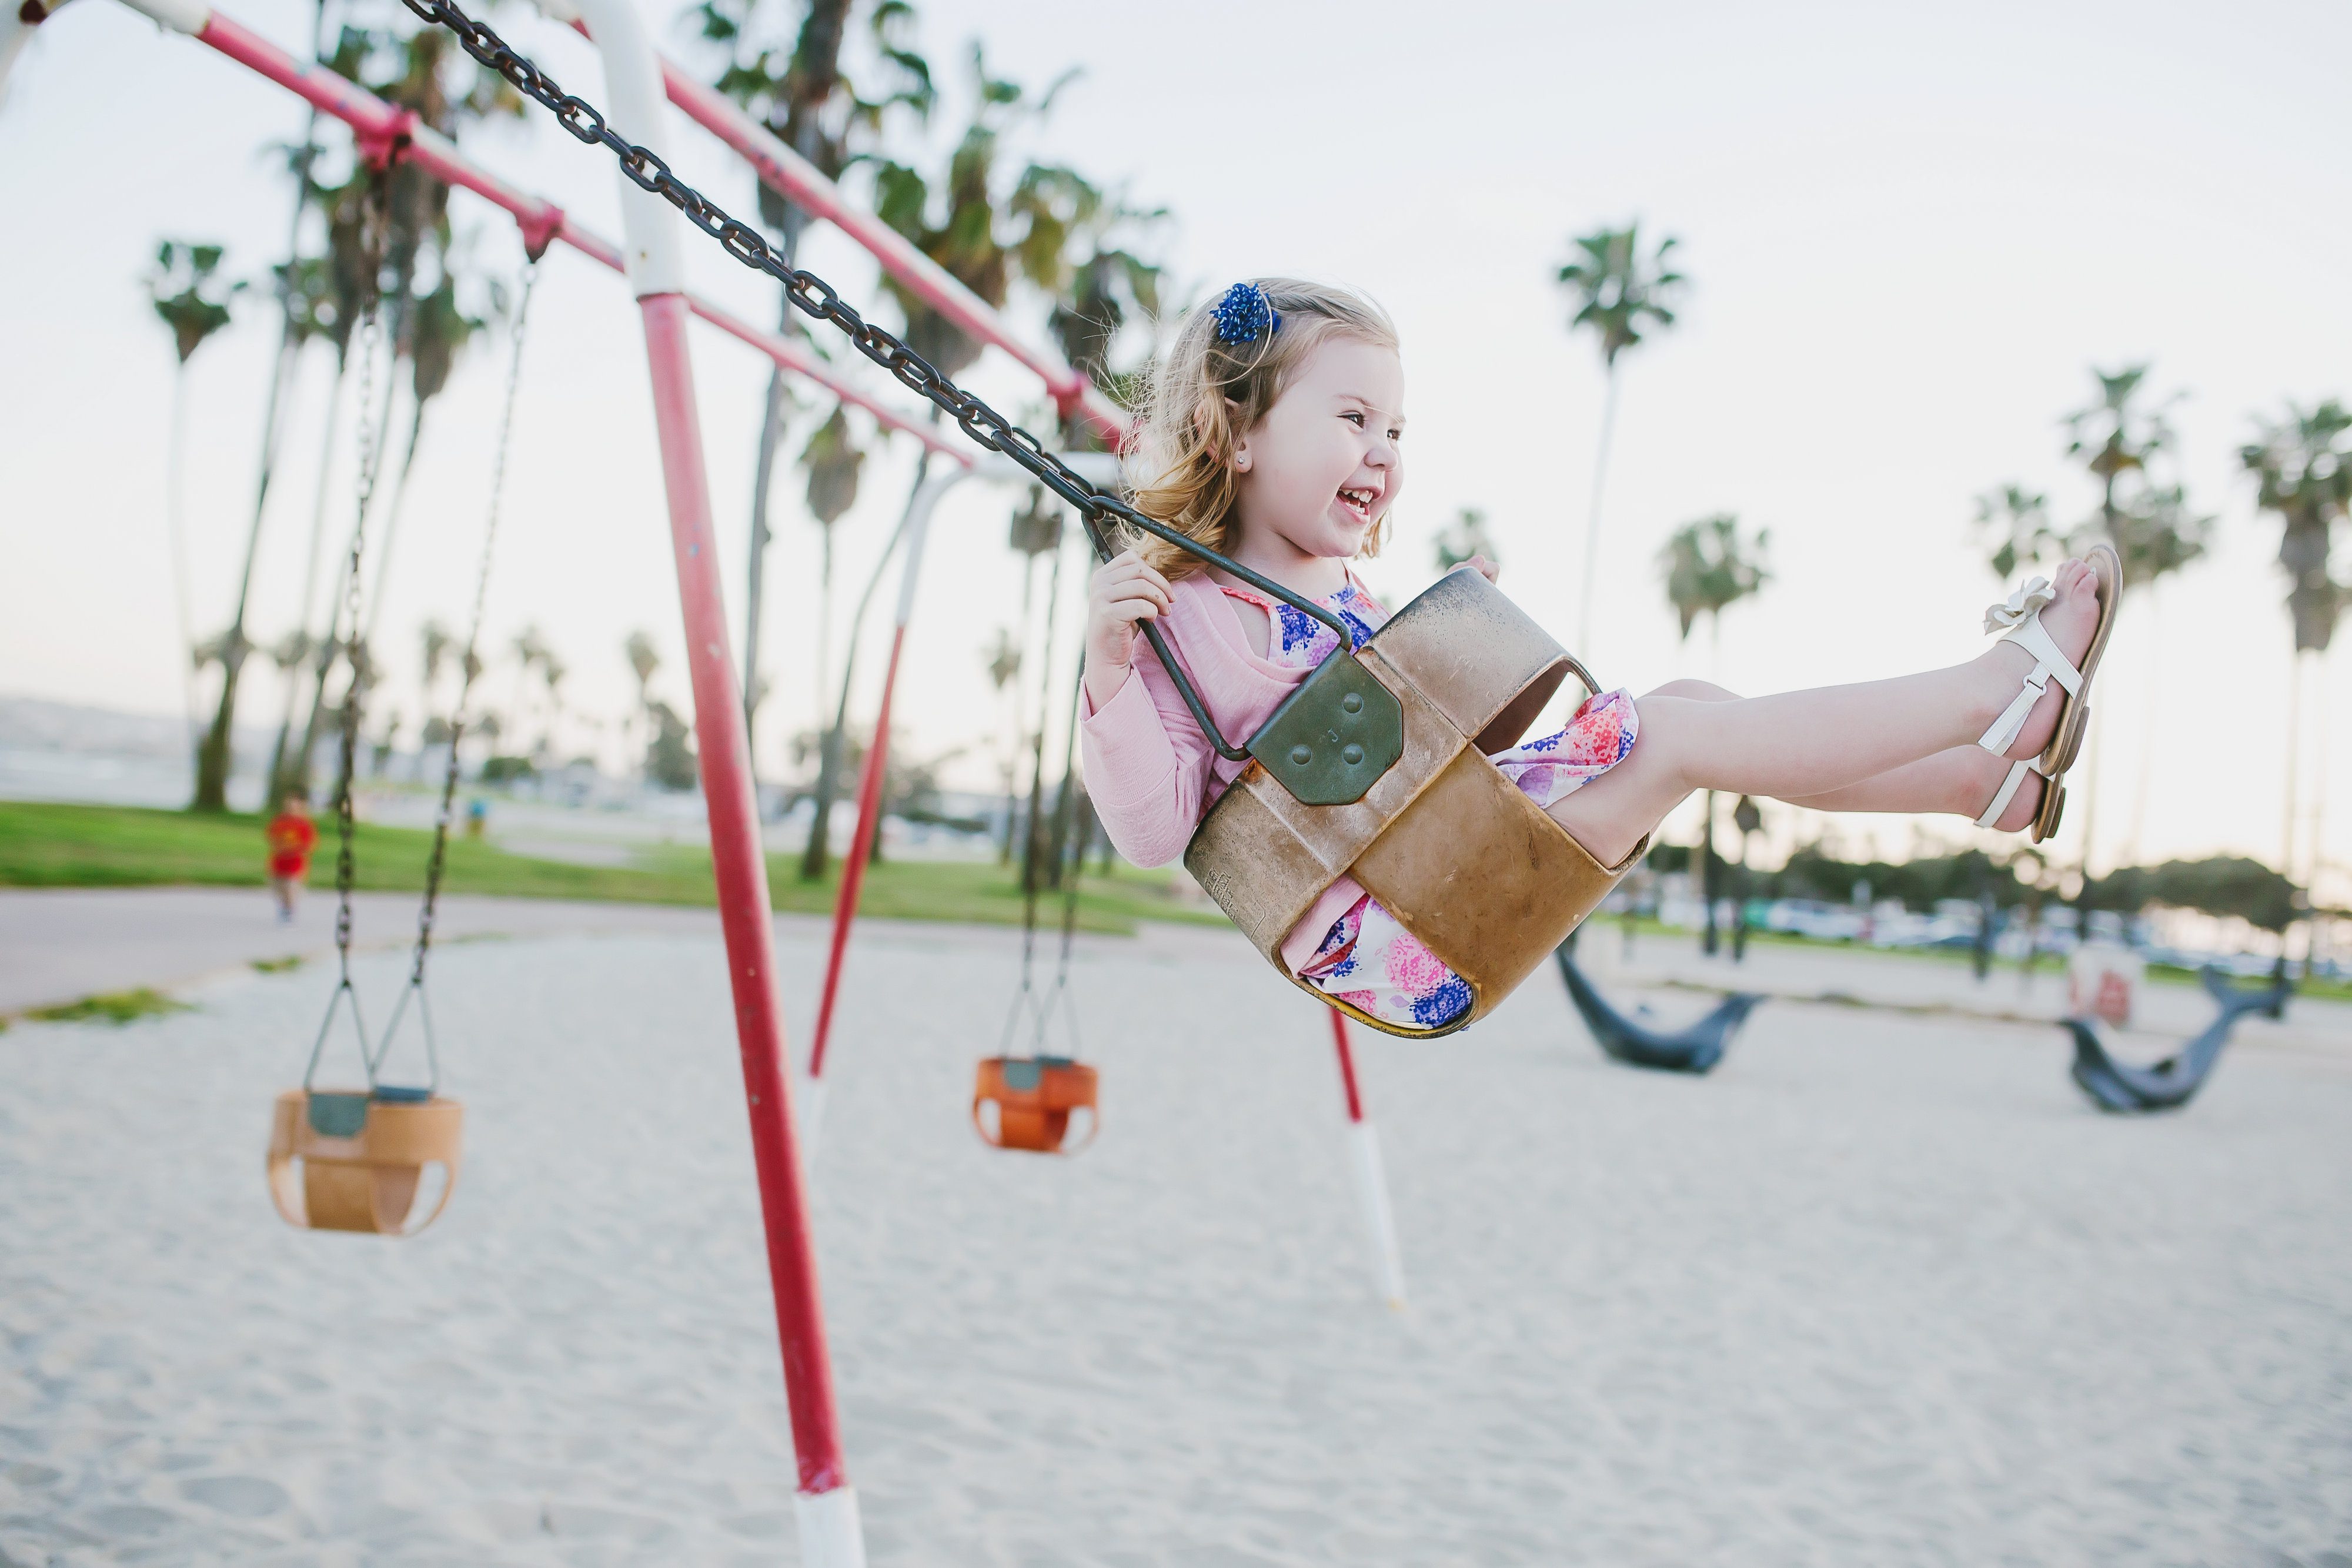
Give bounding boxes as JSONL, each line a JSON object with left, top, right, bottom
{"left": 974, "top": 611, "right": 1100, "bottom": 1156}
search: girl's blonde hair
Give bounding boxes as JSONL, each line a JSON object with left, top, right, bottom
{"left": 1122, "top": 278, "right": 1399, "bottom": 580}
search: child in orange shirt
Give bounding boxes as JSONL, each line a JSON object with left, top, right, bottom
{"left": 263, "top": 793, "right": 319, "bottom": 924}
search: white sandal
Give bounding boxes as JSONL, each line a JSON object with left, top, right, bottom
{"left": 1977, "top": 577, "right": 2080, "bottom": 759}
{"left": 1976, "top": 757, "right": 2064, "bottom": 842}
{"left": 1978, "top": 545, "right": 2122, "bottom": 776}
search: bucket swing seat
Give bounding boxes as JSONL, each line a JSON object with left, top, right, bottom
{"left": 972, "top": 1055, "right": 1099, "bottom": 1155}
{"left": 268, "top": 985, "right": 464, "bottom": 1236}
{"left": 973, "top": 654, "right": 1102, "bottom": 1156}
{"left": 1121, "top": 524, "right": 1648, "bottom": 1039}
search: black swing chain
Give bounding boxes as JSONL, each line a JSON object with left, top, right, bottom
{"left": 1037, "top": 655, "right": 1091, "bottom": 1058}
{"left": 403, "top": 260, "right": 539, "bottom": 990}
{"left": 999, "top": 537, "right": 1068, "bottom": 1058}
{"left": 330, "top": 170, "right": 393, "bottom": 988}
{"left": 392, "top": 0, "right": 1351, "bottom": 763}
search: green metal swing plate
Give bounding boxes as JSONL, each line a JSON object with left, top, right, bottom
{"left": 1247, "top": 653, "right": 1404, "bottom": 806}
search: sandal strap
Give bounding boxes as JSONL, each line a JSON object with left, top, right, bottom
{"left": 1976, "top": 610, "right": 2083, "bottom": 756}
{"left": 1976, "top": 759, "right": 2039, "bottom": 830}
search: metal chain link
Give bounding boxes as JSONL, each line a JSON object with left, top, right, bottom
{"left": 393, "top": 0, "right": 1349, "bottom": 761}
{"left": 403, "top": 260, "right": 539, "bottom": 989}
{"left": 330, "top": 172, "right": 392, "bottom": 984}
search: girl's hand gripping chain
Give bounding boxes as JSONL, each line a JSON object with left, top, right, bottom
{"left": 1084, "top": 550, "right": 1174, "bottom": 709}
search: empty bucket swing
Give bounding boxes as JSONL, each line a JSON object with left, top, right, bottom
{"left": 973, "top": 1054, "right": 1099, "bottom": 1155}
{"left": 263, "top": 216, "right": 531, "bottom": 1237}
{"left": 268, "top": 977, "right": 465, "bottom": 1237}
{"left": 974, "top": 639, "right": 1100, "bottom": 1155}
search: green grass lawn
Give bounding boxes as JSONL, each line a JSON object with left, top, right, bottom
{"left": 0, "top": 801, "right": 1222, "bottom": 936}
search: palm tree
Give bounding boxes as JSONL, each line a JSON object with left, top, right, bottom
{"left": 147, "top": 239, "right": 244, "bottom": 787}
{"left": 623, "top": 628, "right": 660, "bottom": 783}
{"left": 2060, "top": 365, "right": 2213, "bottom": 869}
{"left": 508, "top": 625, "right": 550, "bottom": 756}
{"left": 1971, "top": 483, "right": 2060, "bottom": 581}
{"left": 692, "top": 0, "right": 933, "bottom": 775}
{"left": 981, "top": 624, "right": 1021, "bottom": 854}
{"left": 1659, "top": 513, "right": 1770, "bottom": 954}
{"left": 1557, "top": 222, "right": 1687, "bottom": 651}
{"left": 279, "top": 24, "right": 521, "bottom": 802}
{"left": 364, "top": 272, "right": 490, "bottom": 643}
{"left": 2241, "top": 399, "right": 2351, "bottom": 915}
{"left": 537, "top": 651, "right": 568, "bottom": 765}
{"left": 1434, "top": 507, "right": 1499, "bottom": 573}
{"left": 866, "top": 46, "right": 1084, "bottom": 377}
{"left": 793, "top": 403, "right": 869, "bottom": 878}
{"left": 266, "top": 147, "right": 384, "bottom": 800}
{"left": 190, "top": 0, "right": 335, "bottom": 814}
{"left": 417, "top": 616, "right": 455, "bottom": 770}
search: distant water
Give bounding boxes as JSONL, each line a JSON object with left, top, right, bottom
{"left": 0, "top": 745, "right": 268, "bottom": 813}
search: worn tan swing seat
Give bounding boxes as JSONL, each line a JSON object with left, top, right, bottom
{"left": 266, "top": 1088, "right": 464, "bottom": 1235}
{"left": 1185, "top": 569, "right": 1646, "bottom": 1039}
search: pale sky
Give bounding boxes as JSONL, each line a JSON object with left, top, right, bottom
{"left": 2, "top": 0, "right": 2346, "bottom": 884}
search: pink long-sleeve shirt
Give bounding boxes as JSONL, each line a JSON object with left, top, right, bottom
{"left": 1077, "top": 571, "right": 1366, "bottom": 972}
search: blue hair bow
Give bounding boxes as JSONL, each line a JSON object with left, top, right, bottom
{"left": 1212, "top": 282, "right": 1280, "bottom": 345}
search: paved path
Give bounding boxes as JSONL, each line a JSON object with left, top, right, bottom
{"left": 0, "top": 888, "right": 736, "bottom": 1015}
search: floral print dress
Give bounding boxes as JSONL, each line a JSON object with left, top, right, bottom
{"left": 1221, "top": 577, "right": 1639, "bottom": 1031}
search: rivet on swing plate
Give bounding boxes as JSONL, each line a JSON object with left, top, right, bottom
{"left": 1342, "top": 692, "right": 1364, "bottom": 714}
{"left": 1290, "top": 744, "right": 1314, "bottom": 765}
{"left": 1342, "top": 744, "right": 1364, "bottom": 765}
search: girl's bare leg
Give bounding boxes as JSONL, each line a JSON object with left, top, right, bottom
{"left": 1548, "top": 560, "right": 2101, "bottom": 864}
{"left": 1634, "top": 681, "right": 2049, "bottom": 830}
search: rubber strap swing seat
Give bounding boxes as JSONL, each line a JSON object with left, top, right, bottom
{"left": 974, "top": 624, "right": 1101, "bottom": 1155}
{"left": 381, "top": 0, "right": 1644, "bottom": 1039}
{"left": 2062, "top": 965, "right": 2288, "bottom": 1114}
{"left": 1552, "top": 936, "right": 1763, "bottom": 1075}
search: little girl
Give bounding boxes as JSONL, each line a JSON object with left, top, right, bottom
{"left": 1079, "top": 279, "right": 2118, "bottom": 1031}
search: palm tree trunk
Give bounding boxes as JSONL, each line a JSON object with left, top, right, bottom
{"left": 1020, "top": 541, "right": 1068, "bottom": 895}
{"left": 1001, "top": 553, "right": 1040, "bottom": 865}
{"left": 2306, "top": 649, "right": 2328, "bottom": 898}
{"left": 165, "top": 365, "right": 203, "bottom": 794}
{"left": 2125, "top": 580, "right": 2162, "bottom": 861}
{"left": 743, "top": 340, "right": 789, "bottom": 788}
{"left": 195, "top": 93, "right": 322, "bottom": 813}
{"left": 800, "top": 453, "right": 925, "bottom": 881}
{"left": 360, "top": 392, "right": 425, "bottom": 646}
{"left": 269, "top": 357, "right": 349, "bottom": 800}
{"left": 289, "top": 345, "right": 402, "bottom": 790}
{"left": 1699, "top": 789, "right": 1720, "bottom": 956}
{"left": 1576, "top": 364, "right": 1621, "bottom": 654}
{"left": 2283, "top": 650, "right": 2303, "bottom": 882}
{"left": 193, "top": 317, "right": 302, "bottom": 811}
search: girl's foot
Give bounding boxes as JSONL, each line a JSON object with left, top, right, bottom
{"left": 1975, "top": 755, "right": 2056, "bottom": 836}
{"left": 1976, "top": 556, "right": 2106, "bottom": 762}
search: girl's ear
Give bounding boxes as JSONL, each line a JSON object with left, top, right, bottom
{"left": 1223, "top": 396, "right": 1250, "bottom": 472}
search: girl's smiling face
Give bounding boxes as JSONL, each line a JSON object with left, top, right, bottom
{"left": 1230, "top": 334, "right": 1405, "bottom": 576}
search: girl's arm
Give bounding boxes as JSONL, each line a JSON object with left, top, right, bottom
{"left": 1078, "top": 551, "right": 1214, "bottom": 868}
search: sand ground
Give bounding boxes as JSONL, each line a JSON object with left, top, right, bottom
{"left": 4, "top": 912, "right": 2350, "bottom": 1566}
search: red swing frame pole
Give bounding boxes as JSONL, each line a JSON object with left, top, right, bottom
{"left": 803, "top": 472, "right": 954, "bottom": 1106}
{"left": 1329, "top": 1007, "right": 1366, "bottom": 1124}
{"left": 565, "top": 0, "right": 863, "bottom": 1556}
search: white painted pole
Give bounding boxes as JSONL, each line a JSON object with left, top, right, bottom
{"left": 1328, "top": 1012, "right": 1404, "bottom": 1309}
{"left": 1349, "top": 1119, "right": 1406, "bottom": 1310}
